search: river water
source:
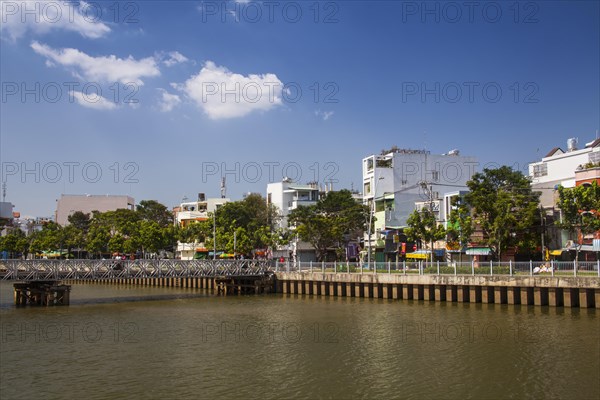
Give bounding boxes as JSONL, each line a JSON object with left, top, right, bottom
{"left": 0, "top": 282, "right": 598, "bottom": 399}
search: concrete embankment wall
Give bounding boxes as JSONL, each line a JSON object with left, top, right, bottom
{"left": 274, "top": 272, "right": 600, "bottom": 309}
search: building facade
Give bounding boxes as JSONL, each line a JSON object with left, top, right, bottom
{"left": 528, "top": 137, "right": 600, "bottom": 258}
{"left": 174, "top": 193, "right": 229, "bottom": 260}
{"left": 361, "top": 147, "right": 478, "bottom": 261}
{"left": 266, "top": 179, "right": 320, "bottom": 262}
{"left": 55, "top": 194, "right": 135, "bottom": 226}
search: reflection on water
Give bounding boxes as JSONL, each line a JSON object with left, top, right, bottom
{"left": 0, "top": 282, "right": 598, "bottom": 399}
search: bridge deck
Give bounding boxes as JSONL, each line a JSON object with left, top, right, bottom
{"left": 0, "top": 259, "right": 274, "bottom": 281}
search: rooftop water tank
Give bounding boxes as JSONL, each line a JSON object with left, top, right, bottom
{"left": 567, "top": 137, "right": 578, "bottom": 152}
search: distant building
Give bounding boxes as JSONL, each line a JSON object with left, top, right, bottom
{"left": 55, "top": 194, "right": 135, "bottom": 226}
{"left": 174, "top": 193, "right": 229, "bottom": 260}
{"left": 0, "top": 201, "right": 14, "bottom": 221}
{"left": 266, "top": 179, "right": 320, "bottom": 230}
{"left": 529, "top": 137, "right": 600, "bottom": 208}
{"left": 267, "top": 179, "right": 321, "bottom": 262}
{"left": 529, "top": 137, "right": 600, "bottom": 258}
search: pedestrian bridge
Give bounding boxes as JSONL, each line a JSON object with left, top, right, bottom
{"left": 0, "top": 259, "right": 274, "bottom": 281}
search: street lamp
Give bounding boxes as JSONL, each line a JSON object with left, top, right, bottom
{"left": 367, "top": 175, "right": 384, "bottom": 272}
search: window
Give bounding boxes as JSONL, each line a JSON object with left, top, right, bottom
{"left": 364, "top": 182, "right": 371, "bottom": 195}
{"left": 431, "top": 171, "right": 440, "bottom": 182}
{"left": 366, "top": 158, "right": 373, "bottom": 171}
{"left": 533, "top": 163, "right": 548, "bottom": 177}
{"left": 589, "top": 151, "right": 600, "bottom": 164}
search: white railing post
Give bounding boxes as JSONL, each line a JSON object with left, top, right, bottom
{"left": 403, "top": 260, "right": 406, "bottom": 275}
{"left": 597, "top": 260, "right": 599, "bottom": 277}
{"left": 360, "top": 260, "right": 363, "bottom": 275}
{"left": 322, "top": 261, "right": 325, "bottom": 273}
{"left": 310, "top": 261, "right": 313, "bottom": 273}
{"left": 276, "top": 261, "right": 279, "bottom": 272}
{"left": 509, "top": 260, "right": 512, "bottom": 276}
{"left": 454, "top": 262, "right": 457, "bottom": 276}
{"left": 437, "top": 260, "right": 440, "bottom": 275}
{"left": 529, "top": 260, "right": 533, "bottom": 276}
{"left": 573, "top": 260, "right": 576, "bottom": 277}
{"left": 471, "top": 260, "right": 474, "bottom": 276}
{"left": 419, "top": 261, "right": 423, "bottom": 276}
{"left": 388, "top": 261, "right": 391, "bottom": 275}
{"left": 490, "top": 260, "right": 493, "bottom": 276}
{"left": 551, "top": 260, "right": 554, "bottom": 277}
{"left": 334, "top": 261, "right": 337, "bottom": 274}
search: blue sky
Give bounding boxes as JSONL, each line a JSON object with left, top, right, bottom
{"left": 1, "top": 0, "right": 599, "bottom": 217}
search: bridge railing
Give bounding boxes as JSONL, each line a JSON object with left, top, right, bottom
{"left": 0, "top": 259, "right": 274, "bottom": 281}
{"left": 276, "top": 260, "right": 600, "bottom": 277}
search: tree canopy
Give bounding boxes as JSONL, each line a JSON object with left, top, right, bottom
{"left": 288, "top": 190, "right": 368, "bottom": 261}
{"left": 556, "top": 181, "right": 600, "bottom": 260}
{"left": 464, "top": 166, "right": 541, "bottom": 260}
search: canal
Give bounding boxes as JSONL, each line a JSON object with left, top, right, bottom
{"left": 0, "top": 281, "right": 598, "bottom": 399}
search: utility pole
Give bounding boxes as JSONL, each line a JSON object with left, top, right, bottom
{"left": 213, "top": 210, "right": 216, "bottom": 260}
{"left": 420, "top": 181, "right": 435, "bottom": 263}
{"left": 540, "top": 207, "right": 545, "bottom": 262}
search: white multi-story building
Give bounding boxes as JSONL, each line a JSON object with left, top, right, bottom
{"left": 363, "top": 147, "right": 478, "bottom": 231}
{"left": 528, "top": 137, "right": 600, "bottom": 254}
{"left": 266, "top": 179, "right": 320, "bottom": 230}
{"left": 267, "top": 179, "right": 320, "bottom": 261}
{"left": 174, "top": 193, "right": 229, "bottom": 260}
{"left": 529, "top": 137, "right": 600, "bottom": 208}
{"left": 361, "top": 147, "right": 477, "bottom": 262}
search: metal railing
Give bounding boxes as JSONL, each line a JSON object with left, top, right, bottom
{"left": 0, "top": 259, "right": 273, "bottom": 281}
{"left": 2, "top": 259, "right": 598, "bottom": 281}
{"left": 275, "top": 260, "right": 600, "bottom": 278}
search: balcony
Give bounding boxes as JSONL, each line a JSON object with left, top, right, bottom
{"left": 575, "top": 165, "right": 600, "bottom": 186}
{"left": 289, "top": 199, "right": 317, "bottom": 210}
{"left": 177, "top": 210, "right": 209, "bottom": 222}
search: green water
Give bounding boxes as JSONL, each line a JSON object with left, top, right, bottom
{"left": 0, "top": 282, "right": 598, "bottom": 399}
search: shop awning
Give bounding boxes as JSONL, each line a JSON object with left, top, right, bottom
{"left": 466, "top": 247, "right": 492, "bottom": 256}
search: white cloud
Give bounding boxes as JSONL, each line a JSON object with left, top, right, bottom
{"left": 163, "top": 51, "right": 189, "bottom": 67}
{"left": 31, "top": 41, "right": 160, "bottom": 85}
{"left": 1, "top": 1, "right": 110, "bottom": 41}
{"left": 70, "top": 90, "right": 117, "bottom": 110}
{"left": 315, "top": 110, "right": 334, "bottom": 121}
{"left": 180, "top": 61, "right": 284, "bottom": 120}
{"left": 157, "top": 89, "right": 181, "bottom": 112}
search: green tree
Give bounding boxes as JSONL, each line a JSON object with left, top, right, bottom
{"left": 288, "top": 190, "right": 368, "bottom": 261}
{"left": 136, "top": 200, "right": 173, "bottom": 227}
{"left": 139, "top": 220, "right": 166, "bottom": 254}
{"left": 465, "top": 166, "right": 541, "bottom": 260}
{"left": 211, "top": 193, "right": 283, "bottom": 255}
{"left": 405, "top": 208, "right": 446, "bottom": 260}
{"left": 67, "top": 211, "right": 91, "bottom": 233}
{"left": 556, "top": 181, "right": 600, "bottom": 262}
{"left": 86, "top": 225, "right": 111, "bottom": 256}
{"left": 0, "top": 228, "right": 29, "bottom": 258}
{"left": 446, "top": 196, "right": 474, "bottom": 263}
